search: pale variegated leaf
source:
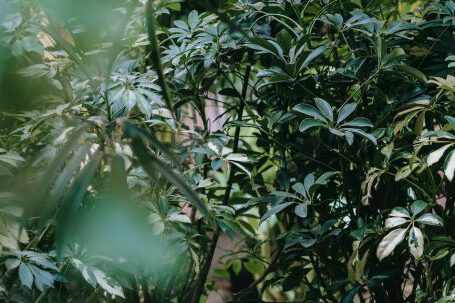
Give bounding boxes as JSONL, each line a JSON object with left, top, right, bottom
{"left": 389, "top": 207, "right": 410, "bottom": 218}
{"left": 168, "top": 214, "right": 191, "bottom": 223}
{"left": 443, "top": 150, "right": 455, "bottom": 181}
{"left": 225, "top": 153, "right": 250, "bottom": 163}
{"left": 416, "top": 213, "right": 443, "bottom": 226}
{"left": 427, "top": 144, "right": 453, "bottom": 166}
{"left": 377, "top": 228, "right": 407, "bottom": 261}
{"left": 450, "top": 253, "right": 455, "bottom": 267}
{"left": 93, "top": 269, "right": 125, "bottom": 298}
{"left": 385, "top": 217, "right": 409, "bottom": 229}
{"left": 408, "top": 226, "right": 424, "bottom": 260}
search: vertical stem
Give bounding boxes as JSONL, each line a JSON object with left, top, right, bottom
{"left": 424, "top": 259, "right": 434, "bottom": 302}
{"left": 145, "top": 0, "right": 175, "bottom": 119}
{"left": 189, "top": 52, "right": 253, "bottom": 303}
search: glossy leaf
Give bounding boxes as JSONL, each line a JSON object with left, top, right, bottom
{"left": 377, "top": 228, "right": 407, "bottom": 261}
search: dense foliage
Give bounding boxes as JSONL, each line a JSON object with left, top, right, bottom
{"left": 3, "top": 0, "right": 455, "bottom": 302}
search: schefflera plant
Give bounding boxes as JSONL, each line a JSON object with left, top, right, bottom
{"left": 377, "top": 200, "right": 443, "bottom": 262}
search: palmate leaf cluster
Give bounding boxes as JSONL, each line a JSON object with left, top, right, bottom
{"left": 3, "top": 0, "right": 455, "bottom": 302}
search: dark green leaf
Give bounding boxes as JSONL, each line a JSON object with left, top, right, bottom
{"left": 260, "top": 202, "right": 295, "bottom": 225}
{"left": 131, "top": 139, "right": 210, "bottom": 219}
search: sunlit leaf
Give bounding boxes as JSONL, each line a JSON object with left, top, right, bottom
{"left": 377, "top": 228, "right": 407, "bottom": 261}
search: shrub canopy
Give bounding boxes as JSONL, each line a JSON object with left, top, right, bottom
{"left": 2, "top": 0, "right": 455, "bottom": 302}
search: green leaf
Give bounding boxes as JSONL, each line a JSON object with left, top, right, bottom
{"left": 244, "top": 259, "right": 263, "bottom": 274}
{"left": 299, "top": 118, "right": 325, "bottom": 132}
{"left": 211, "top": 158, "right": 222, "bottom": 171}
{"left": 314, "top": 98, "right": 334, "bottom": 122}
{"left": 218, "top": 88, "right": 241, "bottom": 98}
{"left": 341, "top": 286, "right": 360, "bottom": 303}
{"left": 260, "top": 202, "right": 295, "bottom": 225}
{"left": 56, "top": 153, "right": 103, "bottom": 257}
{"left": 410, "top": 200, "right": 427, "bottom": 216}
{"left": 423, "top": 131, "right": 455, "bottom": 139}
{"left": 315, "top": 171, "right": 338, "bottom": 185}
{"left": 27, "top": 253, "right": 58, "bottom": 271}
{"left": 445, "top": 116, "right": 455, "bottom": 130}
{"left": 247, "top": 38, "right": 284, "bottom": 60}
{"left": 294, "top": 204, "right": 308, "bottom": 218}
{"left": 131, "top": 139, "right": 210, "bottom": 219}
{"left": 293, "top": 104, "right": 326, "bottom": 121}
{"left": 298, "top": 45, "right": 328, "bottom": 72}
{"left": 292, "top": 182, "right": 307, "bottom": 199}
{"left": 47, "top": 144, "right": 90, "bottom": 206}
{"left": 29, "top": 264, "right": 54, "bottom": 291}
{"left": 325, "top": 13, "right": 343, "bottom": 28}
{"left": 232, "top": 259, "right": 242, "bottom": 275}
{"left": 168, "top": 213, "right": 191, "bottom": 223}
{"left": 342, "top": 117, "right": 373, "bottom": 128}
{"left": 19, "top": 264, "right": 34, "bottom": 289}
{"left": 250, "top": 2, "right": 265, "bottom": 11}
{"left": 343, "top": 128, "right": 377, "bottom": 145}
{"left": 5, "top": 258, "right": 20, "bottom": 271}
{"left": 122, "top": 122, "right": 178, "bottom": 164}
{"left": 303, "top": 173, "right": 315, "bottom": 196}
{"left": 337, "top": 103, "right": 357, "bottom": 124}
{"left": 32, "top": 127, "right": 85, "bottom": 210}
{"left": 395, "top": 64, "right": 427, "bottom": 82}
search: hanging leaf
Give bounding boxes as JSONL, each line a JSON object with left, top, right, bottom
{"left": 443, "top": 150, "right": 455, "bottom": 181}
{"left": 260, "top": 202, "right": 295, "bottom": 225}
{"left": 408, "top": 226, "right": 424, "bottom": 260}
{"left": 427, "top": 144, "right": 453, "bottom": 166}
{"left": 299, "top": 118, "right": 325, "bottom": 132}
{"left": 93, "top": 269, "right": 125, "bottom": 298}
{"left": 18, "top": 263, "right": 34, "bottom": 289}
{"left": 130, "top": 139, "right": 210, "bottom": 219}
{"left": 377, "top": 228, "right": 407, "bottom": 261}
